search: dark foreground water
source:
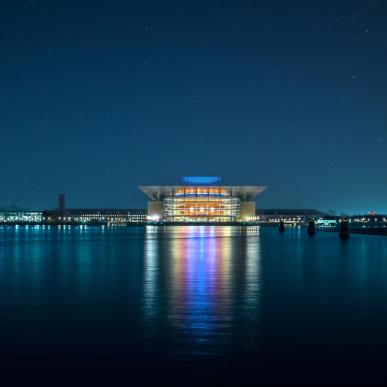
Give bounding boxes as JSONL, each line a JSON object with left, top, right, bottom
{"left": 1, "top": 225, "right": 387, "bottom": 385}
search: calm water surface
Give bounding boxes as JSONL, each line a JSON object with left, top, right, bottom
{"left": 1, "top": 225, "right": 387, "bottom": 384}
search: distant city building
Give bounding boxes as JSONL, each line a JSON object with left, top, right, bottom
{"left": 2, "top": 205, "right": 385, "bottom": 228}
{"left": 139, "top": 177, "right": 267, "bottom": 222}
{"left": 254, "top": 209, "right": 326, "bottom": 224}
{"left": 315, "top": 218, "right": 338, "bottom": 229}
{"left": 0, "top": 208, "right": 42, "bottom": 224}
{"left": 351, "top": 213, "right": 387, "bottom": 227}
{"left": 42, "top": 208, "right": 147, "bottom": 224}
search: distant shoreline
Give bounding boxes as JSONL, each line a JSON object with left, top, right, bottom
{"left": 1, "top": 222, "right": 387, "bottom": 236}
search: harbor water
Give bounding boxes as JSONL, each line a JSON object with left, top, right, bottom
{"left": 1, "top": 225, "right": 387, "bottom": 384}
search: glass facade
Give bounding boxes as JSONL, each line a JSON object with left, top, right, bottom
{"left": 140, "top": 183, "right": 266, "bottom": 223}
{"left": 163, "top": 187, "right": 240, "bottom": 222}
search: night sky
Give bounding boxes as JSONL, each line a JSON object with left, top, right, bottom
{"left": 1, "top": 1, "right": 386, "bottom": 213}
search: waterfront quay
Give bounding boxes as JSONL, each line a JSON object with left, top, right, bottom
{"left": 1, "top": 187, "right": 386, "bottom": 235}
{"left": 1, "top": 217, "right": 387, "bottom": 237}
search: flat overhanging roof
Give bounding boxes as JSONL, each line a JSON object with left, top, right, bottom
{"left": 139, "top": 186, "right": 267, "bottom": 201}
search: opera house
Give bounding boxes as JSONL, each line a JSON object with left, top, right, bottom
{"left": 139, "top": 176, "right": 266, "bottom": 223}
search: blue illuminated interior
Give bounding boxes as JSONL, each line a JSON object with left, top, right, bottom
{"left": 181, "top": 176, "right": 222, "bottom": 185}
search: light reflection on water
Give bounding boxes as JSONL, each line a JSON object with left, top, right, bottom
{"left": 2, "top": 225, "right": 387, "bottom": 380}
{"left": 143, "top": 226, "right": 262, "bottom": 360}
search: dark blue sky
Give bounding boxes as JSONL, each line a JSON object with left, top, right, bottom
{"left": 1, "top": 0, "right": 386, "bottom": 213}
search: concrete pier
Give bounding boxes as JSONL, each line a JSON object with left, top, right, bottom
{"left": 307, "top": 219, "right": 316, "bottom": 236}
{"left": 339, "top": 218, "right": 350, "bottom": 239}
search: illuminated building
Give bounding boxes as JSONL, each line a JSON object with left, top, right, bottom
{"left": 0, "top": 208, "right": 42, "bottom": 224}
{"left": 254, "top": 209, "right": 326, "bottom": 224}
{"left": 42, "top": 208, "right": 147, "bottom": 224}
{"left": 139, "top": 176, "right": 266, "bottom": 223}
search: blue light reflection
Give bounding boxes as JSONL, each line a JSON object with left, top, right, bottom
{"left": 143, "top": 225, "right": 262, "bottom": 358}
